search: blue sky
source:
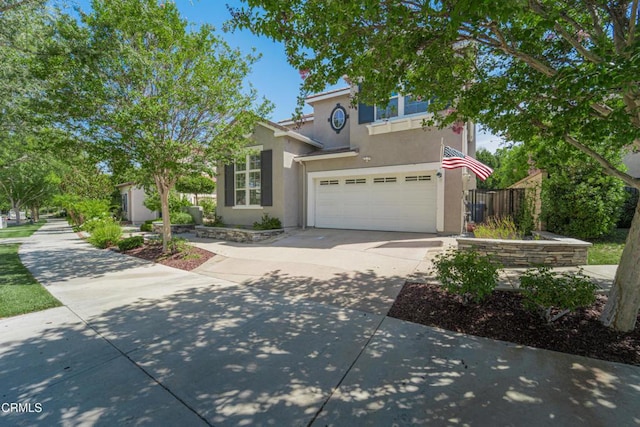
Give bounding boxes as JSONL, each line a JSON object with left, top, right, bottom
{"left": 70, "top": 0, "right": 502, "bottom": 152}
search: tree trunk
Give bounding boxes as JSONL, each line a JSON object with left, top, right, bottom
{"left": 157, "top": 182, "right": 172, "bottom": 254}
{"left": 11, "top": 200, "right": 21, "bottom": 225}
{"left": 600, "top": 196, "right": 640, "bottom": 331}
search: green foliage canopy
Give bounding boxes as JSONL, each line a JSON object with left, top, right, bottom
{"left": 231, "top": 1, "right": 639, "bottom": 188}
{"left": 54, "top": 0, "right": 271, "bottom": 252}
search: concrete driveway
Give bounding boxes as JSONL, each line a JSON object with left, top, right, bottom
{"left": 4, "top": 219, "right": 640, "bottom": 426}
{"left": 190, "top": 228, "right": 454, "bottom": 315}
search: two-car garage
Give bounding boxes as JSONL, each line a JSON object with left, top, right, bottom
{"left": 309, "top": 167, "right": 440, "bottom": 233}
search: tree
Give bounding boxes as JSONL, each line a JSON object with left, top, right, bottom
{"left": 231, "top": 1, "right": 640, "bottom": 331}
{"left": 56, "top": 0, "right": 269, "bottom": 252}
{"left": 0, "top": 146, "right": 60, "bottom": 223}
{"left": 474, "top": 149, "right": 500, "bottom": 189}
{"left": 175, "top": 174, "right": 216, "bottom": 205}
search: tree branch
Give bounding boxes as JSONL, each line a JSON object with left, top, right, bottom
{"left": 563, "top": 134, "right": 640, "bottom": 188}
{"left": 514, "top": 104, "right": 639, "bottom": 188}
{"left": 0, "top": 0, "right": 39, "bottom": 13}
{"left": 529, "top": 0, "right": 603, "bottom": 64}
{"left": 584, "top": 1, "right": 606, "bottom": 40}
{"left": 486, "top": 22, "right": 557, "bottom": 77}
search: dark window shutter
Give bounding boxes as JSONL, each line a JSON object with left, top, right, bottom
{"left": 224, "top": 164, "right": 234, "bottom": 206}
{"left": 358, "top": 102, "right": 375, "bottom": 124}
{"left": 260, "top": 149, "right": 273, "bottom": 206}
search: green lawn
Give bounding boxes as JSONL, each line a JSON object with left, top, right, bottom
{"left": 0, "top": 219, "right": 45, "bottom": 238}
{"left": 0, "top": 241, "right": 62, "bottom": 319}
{"left": 587, "top": 228, "right": 629, "bottom": 265}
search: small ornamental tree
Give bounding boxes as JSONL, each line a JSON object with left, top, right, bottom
{"left": 175, "top": 174, "right": 215, "bottom": 205}
{"left": 56, "top": 0, "right": 270, "bottom": 253}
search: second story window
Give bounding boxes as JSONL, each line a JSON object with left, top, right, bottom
{"left": 375, "top": 94, "right": 429, "bottom": 121}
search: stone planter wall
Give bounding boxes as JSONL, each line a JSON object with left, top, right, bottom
{"left": 151, "top": 223, "right": 196, "bottom": 234}
{"left": 195, "top": 226, "right": 283, "bottom": 243}
{"left": 456, "top": 231, "right": 591, "bottom": 267}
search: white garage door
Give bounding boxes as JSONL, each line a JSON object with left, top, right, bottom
{"left": 314, "top": 172, "right": 437, "bottom": 232}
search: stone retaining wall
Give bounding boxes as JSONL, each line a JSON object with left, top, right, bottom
{"left": 151, "top": 223, "right": 196, "bottom": 234}
{"left": 195, "top": 226, "right": 283, "bottom": 243}
{"left": 456, "top": 231, "right": 591, "bottom": 267}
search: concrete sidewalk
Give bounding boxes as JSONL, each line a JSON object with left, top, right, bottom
{"left": 1, "top": 219, "right": 638, "bottom": 426}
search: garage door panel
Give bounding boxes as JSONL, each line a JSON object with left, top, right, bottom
{"left": 314, "top": 172, "right": 437, "bottom": 232}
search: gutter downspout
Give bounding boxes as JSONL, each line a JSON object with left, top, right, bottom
{"left": 302, "top": 161, "right": 307, "bottom": 229}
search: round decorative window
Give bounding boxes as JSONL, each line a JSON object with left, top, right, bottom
{"left": 329, "top": 104, "right": 348, "bottom": 133}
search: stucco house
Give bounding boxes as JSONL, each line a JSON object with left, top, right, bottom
{"left": 116, "top": 182, "right": 159, "bottom": 225}
{"left": 216, "top": 87, "right": 476, "bottom": 234}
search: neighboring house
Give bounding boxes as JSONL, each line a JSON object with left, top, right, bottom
{"left": 116, "top": 182, "right": 159, "bottom": 225}
{"left": 624, "top": 151, "right": 640, "bottom": 178}
{"left": 217, "top": 86, "right": 475, "bottom": 234}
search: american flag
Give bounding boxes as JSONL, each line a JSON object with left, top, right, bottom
{"left": 441, "top": 146, "right": 493, "bottom": 181}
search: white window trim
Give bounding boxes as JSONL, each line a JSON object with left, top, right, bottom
{"left": 235, "top": 150, "right": 262, "bottom": 207}
{"left": 374, "top": 94, "right": 430, "bottom": 122}
{"left": 232, "top": 206, "right": 264, "bottom": 210}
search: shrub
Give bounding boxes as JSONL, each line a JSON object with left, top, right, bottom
{"left": 431, "top": 249, "right": 501, "bottom": 304}
{"left": 541, "top": 165, "right": 625, "bottom": 239}
{"left": 519, "top": 267, "right": 598, "bottom": 323}
{"left": 54, "top": 195, "right": 112, "bottom": 228}
{"left": 143, "top": 189, "right": 191, "bottom": 213}
{"left": 204, "top": 214, "right": 224, "bottom": 227}
{"left": 253, "top": 213, "right": 282, "bottom": 230}
{"left": 169, "top": 211, "right": 194, "bottom": 224}
{"left": 473, "top": 216, "right": 521, "bottom": 239}
{"left": 117, "top": 236, "right": 144, "bottom": 251}
{"left": 140, "top": 219, "right": 154, "bottom": 232}
{"left": 81, "top": 216, "right": 117, "bottom": 233}
{"left": 198, "top": 198, "right": 216, "bottom": 218}
{"left": 87, "top": 223, "right": 122, "bottom": 249}
{"left": 617, "top": 187, "right": 639, "bottom": 228}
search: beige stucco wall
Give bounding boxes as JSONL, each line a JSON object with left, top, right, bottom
{"left": 300, "top": 95, "right": 470, "bottom": 234}
{"left": 118, "top": 185, "right": 158, "bottom": 224}
{"left": 285, "top": 119, "right": 315, "bottom": 139}
{"left": 307, "top": 93, "right": 351, "bottom": 150}
{"left": 216, "top": 124, "right": 315, "bottom": 228}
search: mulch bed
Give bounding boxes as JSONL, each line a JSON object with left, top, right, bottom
{"left": 389, "top": 282, "right": 640, "bottom": 366}
{"left": 123, "top": 243, "right": 215, "bottom": 271}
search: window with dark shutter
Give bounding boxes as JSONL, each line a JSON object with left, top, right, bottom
{"left": 260, "top": 149, "right": 273, "bottom": 206}
{"left": 358, "top": 102, "right": 375, "bottom": 124}
{"left": 224, "top": 164, "right": 235, "bottom": 206}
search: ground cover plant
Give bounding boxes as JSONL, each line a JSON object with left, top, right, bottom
{"left": 0, "top": 244, "right": 61, "bottom": 318}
